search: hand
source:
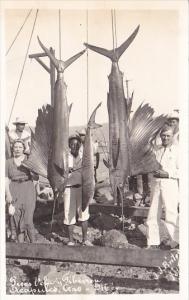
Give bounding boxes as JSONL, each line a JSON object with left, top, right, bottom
{"left": 69, "top": 168, "right": 73, "bottom": 173}
{"left": 6, "top": 193, "right": 12, "bottom": 204}
{"left": 154, "top": 170, "right": 169, "bottom": 178}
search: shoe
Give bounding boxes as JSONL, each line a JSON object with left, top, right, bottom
{"left": 82, "top": 240, "right": 93, "bottom": 246}
{"left": 67, "top": 241, "right": 75, "bottom": 246}
{"left": 170, "top": 242, "right": 179, "bottom": 249}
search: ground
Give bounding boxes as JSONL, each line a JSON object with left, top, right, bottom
{"left": 6, "top": 209, "right": 179, "bottom": 295}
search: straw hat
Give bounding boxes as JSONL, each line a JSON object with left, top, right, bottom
{"left": 13, "top": 117, "right": 27, "bottom": 125}
{"left": 77, "top": 128, "right": 86, "bottom": 136}
{"left": 167, "top": 111, "right": 179, "bottom": 120}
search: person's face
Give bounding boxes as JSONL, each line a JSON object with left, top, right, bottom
{"left": 69, "top": 139, "right": 81, "bottom": 157}
{"left": 16, "top": 123, "right": 25, "bottom": 132}
{"left": 160, "top": 130, "right": 173, "bottom": 147}
{"left": 168, "top": 118, "right": 179, "bottom": 128}
{"left": 13, "top": 142, "right": 25, "bottom": 157}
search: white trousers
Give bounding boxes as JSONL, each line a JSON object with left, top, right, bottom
{"left": 146, "top": 178, "right": 179, "bottom": 246}
{"left": 63, "top": 187, "right": 89, "bottom": 225}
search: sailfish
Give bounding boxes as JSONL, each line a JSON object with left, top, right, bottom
{"left": 84, "top": 26, "right": 167, "bottom": 202}
{"left": 24, "top": 37, "right": 86, "bottom": 194}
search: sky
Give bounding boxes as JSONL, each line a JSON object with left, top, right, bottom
{"left": 3, "top": 6, "right": 184, "bottom": 128}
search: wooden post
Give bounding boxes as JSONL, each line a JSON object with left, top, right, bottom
{"left": 29, "top": 48, "right": 56, "bottom": 107}
{"left": 50, "top": 48, "right": 55, "bottom": 107}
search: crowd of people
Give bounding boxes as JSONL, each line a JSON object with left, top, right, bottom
{"left": 5, "top": 111, "right": 179, "bottom": 249}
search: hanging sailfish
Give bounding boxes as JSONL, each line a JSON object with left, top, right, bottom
{"left": 24, "top": 37, "right": 86, "bottom": 194}
{"left": 84, "top": 26, "right": 167, "bottom": 202}
{"left": 82, "top": 102, "right": 102, "bottom": 211}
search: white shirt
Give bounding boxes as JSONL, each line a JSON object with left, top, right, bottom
{"left": 67, "top": 152, "right": 82, "bottom": 186}
{"left": 154, "top": 144, "right": 179, "bottom": 179}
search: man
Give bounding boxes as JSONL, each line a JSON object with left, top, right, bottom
{"left": 146, "top": 125, "right": 179, "bottom": 249}
{"left": 77, "top": 128, "right": 100, "bottom": 183}
{"left": 63, "top": 135, "right": 93, "bottom": 246}
{"left": 8, "top": 117, "right": 31, "bottom": 155}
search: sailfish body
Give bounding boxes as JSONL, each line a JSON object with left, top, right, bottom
{"left": 24, "top": 37, "right": 85, "bottom": 193}
{"left": 82, "top": 103, "right": 102, "bottom": 211}
{"left": 85, "top": 26, "right": 167, "bottom": 200}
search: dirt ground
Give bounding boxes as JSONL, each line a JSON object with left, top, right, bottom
{"left": 6, "top": 211, "right": 179, "bottom": 295}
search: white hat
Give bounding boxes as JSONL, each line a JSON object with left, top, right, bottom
{"left": 13, "top": 117, "right": 27, "bottom": 125}
{"left": 78, "top": 128, "right": 86, "bottom": 136}
{"left": 167, "top": 111, "right": 179, "bottom": 120}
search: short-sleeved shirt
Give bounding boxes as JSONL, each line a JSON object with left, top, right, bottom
{"left": 67, "top": 152, "right": 82, "bottom": 186}
{"left": 6, "top": 157, "right": 31, "bottom": 181}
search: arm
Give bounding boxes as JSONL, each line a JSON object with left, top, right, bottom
{"left": 5, "top": 177, "right": 12, "bottom": 204}
{"left": 94, "top": 152, "right": 100, "bottom": 169}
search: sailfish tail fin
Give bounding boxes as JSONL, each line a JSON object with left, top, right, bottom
{"left": 64, "top": 49, "right": 86, "bottom": 70}
{"left": 37, "top": 36, "right": 59, "bottom": 69}
{"left": 38, "top": 36, "right": 86, "bottom": 72}
{"left": 84, "top": 25, "right": 139, "bottom": 62}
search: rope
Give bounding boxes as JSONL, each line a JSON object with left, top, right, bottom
{"left": 86, "top": 10, "right": 89, "bottom": 123}
{"left": 111, "top": 10, "right": 115, "bottom": 53}
{"left": 6, "top": 9, "right": 32, "bottom": 56}
{"left": 59, "top": 9, "right": 62, "bottom": 60}
{"left": 113, "top": 9, "right": 118, "bottom": 49}
{"left": 8, "top": 9, "right": 39, "bottom": 126}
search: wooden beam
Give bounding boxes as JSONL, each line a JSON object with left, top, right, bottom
{"left": 89, "top": 203, "right": 150, "bottom": 218}
{"left": 35, "top": 57, "right": 50, "bottom": 73}
{"left": 34, "top": 202, "right": 166, "bottom": 223}
{"left": 6, "top": 242, "right": 178, "bottom": 268}
{"left": 29, "top": 52, "right": 47, "bottom": 58}
{"left": 93, "top": 275, "right": 179, "bottom": 291}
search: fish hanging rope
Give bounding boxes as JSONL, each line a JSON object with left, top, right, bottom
{"left": 58, "top": 9, "right": 62, "bottom": 60}
{"left": 86, "top": 9, "right": 89, "bottom": 123}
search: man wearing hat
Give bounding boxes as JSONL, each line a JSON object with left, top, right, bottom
{"left": 146, "top": 125, "right": 179, "bottom": 249}
{"left": 8, "top": 117, "right": 31, "bottom": 155}
{"left": 77, "top": 128, "right": 100, "bottom": 183}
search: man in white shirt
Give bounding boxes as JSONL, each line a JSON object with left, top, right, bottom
{"left": 8, "top": 117, "right": 31, "bottom": 155}
{"left": 146, "top": 125, "right": 179, "bottom": 249}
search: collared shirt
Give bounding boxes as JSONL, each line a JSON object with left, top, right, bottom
{"left": 67, "top": 151, "right": 82, "bottom": 186}
{"left": 154, "top": 144, "right": 179, "bottom": 179}
{"left": 9, "top": 129, "right": 31, "bottom": 154}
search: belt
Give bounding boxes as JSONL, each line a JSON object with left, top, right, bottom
{"left": 66, "top": 184, "right": 81, "bottom": 189}
{"left": 12, "top": 178, "right": 30, "bottom": 183}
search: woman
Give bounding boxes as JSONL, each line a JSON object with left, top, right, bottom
{"left": 5, "top": 140, "right": 37, "bottom": 243}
